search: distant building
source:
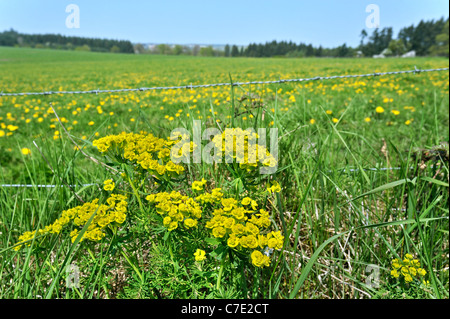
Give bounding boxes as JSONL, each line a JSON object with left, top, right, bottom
{"left": 373, "top": 48, "right": 390, "bottom": 58}
{"left": 401, "top": 50, "right": 416, "bottom": 58}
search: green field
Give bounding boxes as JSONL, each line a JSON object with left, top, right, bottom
{"left": 0, "top": 46, "right": 448, "bottom": 299}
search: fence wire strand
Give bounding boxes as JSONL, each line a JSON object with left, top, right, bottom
{"left": 0, "top": 67, "right": 448, "bottom": 97}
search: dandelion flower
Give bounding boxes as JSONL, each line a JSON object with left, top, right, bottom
{"left": 376, "top": 106, "right": 385, "bottom": 113}
{"left": 21, "top": 148, "right": 31, "bottom": 155}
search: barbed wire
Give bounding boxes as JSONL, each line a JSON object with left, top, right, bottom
{"left": 0, "top": 166, "right": 427, "bottom": 188}
{"left": 0, "top": 183, "right": 97, "bottom": 188}
{"left": 0, "top": 66, "right": 448, "bottom": 97}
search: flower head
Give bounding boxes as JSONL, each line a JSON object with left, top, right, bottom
{"left": 103, "top": 179, "right": 115, "bottom": 192}
{"left": 194, "top": 249, "right": 206, "bottom": 262}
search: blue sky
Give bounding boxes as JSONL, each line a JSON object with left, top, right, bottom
{"left": 0, "top": 0, "right": 448, "bottom": 47}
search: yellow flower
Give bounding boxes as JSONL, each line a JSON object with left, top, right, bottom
{"left": 267, "top": 181, "right": 281, "bottom": 193}
{"left": 241, "top": 197, "right": 252, "bottom": 206}
{"left": 251, "top": 250, "right": 270, "bottom": 268}
{"left": 411, "top": 259, "right": 421, "bottom": 268}
{"left": 184, "top": 218, "right": 198, "bottom": 228}
{"left": 391, "top": 110, "right": 400, "bottom": 115}
{"left": 332, "top": 118, "right": 339, "bottom": 123}
{"left": 417, "top": 268, "right": 427, "bottom": 277}
{"left": 21, "top": 148, "right": 31, "bottom": 155}
{"left": 309, "top": 119, "right": 316, "bottom": 125}
{"left": 192, "top": 178, "right": 207, "bottom": 191}
{"left": 168, "top": 221, "right": 178, "bottom": 231}
{"left": 88, "top": 121, "right": 95, "bottom": 126}
{"left": 227, "top": 235, "right": 240, "bottom": 248}
{"left": 376, "top": 106, "right": 385, "bottom": 113}
{"left": 405, "top": 120, "right": 411, "bottom": 125}
{"left": 212, "top": 226, "right": 226, "bottom": 238}
{"left": 404, "top": 274, "right": 413, "bottom": 283}
{"left": 391, "top": 269, "right": 400, "bottom": 278}
{"left": 103, "top": 179, "right": 115, "bottom": 192}
{"left": 364, "top": 117, "right": 371, "bottom": 122}
{"left": 391, "top": 258, "right": 402, "bottom": 270}
{"left": 194, "top": 249, "right": 206, "bottom": 262}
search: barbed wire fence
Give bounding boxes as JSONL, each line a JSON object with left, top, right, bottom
{"left": 0, "top": 66, "right": 448, "bottom": 97}
{"left": 0, "top": 66, "right": 448, "bottom": 188}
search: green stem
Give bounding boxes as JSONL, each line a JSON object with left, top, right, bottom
{"left": 128, "top": 176, "right": 145, "bottom": 213}
{"left": 216, "top": 256, "right": 226, "bottom": 290}
{"left": 121, "top": 248, "right": 143, "bottom": 282}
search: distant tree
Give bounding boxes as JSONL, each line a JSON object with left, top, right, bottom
{"left": 110, "top": 45, "right": 120, "bottom": 53}
{"left": 75, "top": 44, "right": 91, "bottom": 51}
{"left": 199, "top": 46, "right": 214, "bottom": 57}
{"left": 231, "top": 45, "right": 239, "bottom": 57}
{"left": 429, "top": 19, "right": 449, "bottom": 57}
{"left": 0, "top": 29, "right": 19, "bottom": 46}
{"left": 192, "top": 45, "right": 200, "bottom": 56}
{"left": 316, "top": 45, "right": 323, "bottom": 57}
{"left": 336, "top": 43, "right": 354, "bottom": 57}
{"left": 398, "top": 17, "right": 447, "bottom": 55}
{"left": 224, "top": 44, "right": 230, "bottom": 57}
{"left": 173, "top": 44, "right": 183, "bottom": 55}
{"left": 360, "top": 29, "right": 368, "bottom": 47}
{"left": 387, "top": 39, "right": 407, "bottom": 56}
{"left": 134, "top": 43, "right": 146, "bottom": 54}
{"left": 360, "top": 27, "right": 393, "bottom": 56}
{"left": 156, "top": 44, "right": 171, "bottom": 55}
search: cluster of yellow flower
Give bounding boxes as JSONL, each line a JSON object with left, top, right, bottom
{"left": 211, "top": 128, "right": 277, "bottom": 172}
{"left": 146, "top": 178, "right": 283, "bottom": 268}
{"left": 146, "top": 191, "right": 202, "bottom": 231}
{"left": 390, "top": 254, "right": 428, "bottom": 285}
{"left": 192, "top": 178, "right": 207, "bottom": 191}
{"left": 15, "top": 194, "right": 128, "bottom": 250}
{"left": 205, "top": 197, "right": 283, "bottom": 267}
{"left": 194, "top": 182, "right": 283, "bottom": 268}
{"left": 195, "top": 187, "right": 225, "bottom": 204}
{"left": 93, "top": 132, "right": 186, "bottom": 180}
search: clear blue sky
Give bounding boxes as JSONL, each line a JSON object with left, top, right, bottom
{"left": 0, "top": 0, "right": 448, "bottom": 47}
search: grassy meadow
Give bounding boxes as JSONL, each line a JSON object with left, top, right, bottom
{"left": 0, "top": 46, "right": 448, "bottom": 299}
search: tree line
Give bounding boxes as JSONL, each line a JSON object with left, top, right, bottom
{"left": 139, "top": 17, "right": 448, "bottom": 58}
{"left": 360, "top": 17, "right": 448, "bottom": 57}
{"left": 1, "top": 17, "right": 448, "bottom": 57}
{"left": 0, "top": 29, "right": 134, "bottom": 53}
